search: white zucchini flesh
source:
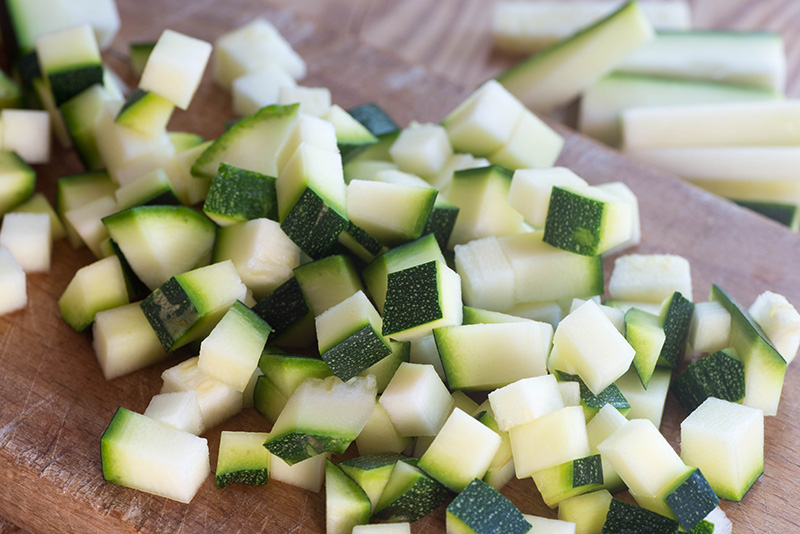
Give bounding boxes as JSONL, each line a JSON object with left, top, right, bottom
{"left": 0, "top": 246, "right": 26, "bottom": 315}
{"left": 0, "top": 212, "right": 51, "bottom": 272}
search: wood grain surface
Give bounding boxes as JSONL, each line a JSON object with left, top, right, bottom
{"left": 1, "top": 1, "right": 799, "bottom": 533}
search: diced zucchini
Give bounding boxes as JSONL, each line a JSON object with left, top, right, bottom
{"left": 608, "top": 253, "right": 693, "bottom": 303}
{"left": 115, "top": 89, "right": 174, "bottom": 137}
{"left": 658, "top": 291, "right": 695, "bottom": 369}
{"left": 232, "top": 64, "right": 297, "bottom": 117}
{"left": 487, "top": 109, "right": 564, "bottom": 170}
{"left": 339, "top": 452, "right": 409, "bottom": 510}
{"left": 615, "top": 367, "right": 672, "bottom": 428}
{"left": 264, "top": 375, "right": 377, "bottom": 464}
{"left": 680, "top": 397, "right": 763, "bottom": 502}
{"left": 101, "top": 407, "right": 209, "bottom": 503}
{"left": 445, "top": 478, "right": 531, "bottom": 534}
{"left": 531, "top": 454, "right": 604, "bottom": 508}
{"left": 202, "top": 162, "right": 278, "bottom": 226}
{"left": 251, "top": 277, "right": 314, "bottom": 345}
{"left": 0, "top": 247, "right": 26, "bottom": 315}
{"left": 556, "top": 372, "right": 630, "bottom": 421}
{"left": 355, "top": 401, "right": 413, "bottom": 456}
{"left": 488, "top": 374, "right": 564, "bottom": 431}
{"left": 103, "top": 205, "right": 217, "bottom": 291}
{"left": 672, "top": 349, "right": 745, "bottom": 413}
{"left": 625, "top": 308, "right": 666, "bottom": 388}
{"left": 689, "top": 301, "right": 731, "bottom": 355}
{"left": 352, "top": 523, "right": 411, "bottom": 534}
{"left": 508, "top": 167, "right": 588, "bottom": 229}
{"left": 59, "top": 255, "right": 128, "bottom": 331}
{"left": 9, "top": 193, "right": 65, "bottom": 242}
{"left": 294, "top": 254, "right": 363, "bottom": 316}
{"left": 140, "top": 261, "right": 247, "bottom": 352}
{"left": 257, "top": 352, "right": 332, "bottom": 399}
{"left": 733, "top": 199, "right": 800, "bottom": 231}
{"left": 710, "top": 284, "right": 787, "bottom": 415}
{"left": 324, "top": 104, "right": 379, "bottom": 163}
{"left": 114, "top": 168, "right": 180, "bottom": 210}
{"left": 474, "top": 410, "right": 514, "bottom": 490}
{"left": 664, "top": 468, "right": 720, "bottom": 531}
{"left": 139, "top": 30, "right": 211, "bottom": 110}
{"left": 253, "top": 374, "right": 287, "bottom": 424}
{"left": 1, "top": 109, "right": 50, "bottom": 164}
{"left": 56, "top": 171, "right": 116, "bottom": 247}
{"left": 389, "top": 123, "right": 452, "bottom": 179}
{"left": 585, "top": 404, "right": 627, "bottom": 493}
{"left": 0, "top": 151, "right": 35, "bottom": 218}
{"left": 326, "top": 460, "right": 371, "bottom": 534}
{"left": 130, "top": 42, "right": 155, "bottom": 77}
{"left": 602, "top": 499, "right": 678, "bottom": 534}
{"left": 453, "top": 236, "right": 516, "bottom": 313}
{"left": 216, "top": 431, "right": 271, "bottom": 488}
{"left": 557, "top": 489, "right": 612, "bottom": 533}
{"left": 497, "top": 0, "right": 654, "bottom": 113}
{"left": 748, "top": 290, "right": 800, "bottom": 365}
{"left": 0, "top": 212, "right": 51, "bottom": 272}
{"left": 36, "top": 24, "right": 103, "bottom": 106}
{"left": 278, "top": 85, "right": 331, "bottom": 117}
{"left": 316, "top": 291, "right": 392, "bottom": 382}
{"left": 379, "top": 362, "right": 453, "bottom": 437}
{"left": 64, "top": 195, "right": 117, "bottom": 258}
{"left": 144, "top": 391, "right": 203, "bottom": 435}
{"left": 373, "top": 460, "right": 451, "bottom": 522}
{"left": 269, "top": 451, "right": 328, "bottom": 493}
{"left": 434, "top": 321, "right": 552, "bottom": 391}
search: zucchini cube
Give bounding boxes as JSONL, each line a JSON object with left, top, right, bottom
{"left": 355, "top": 402, "right": 412, "bottom": 456}
{"left": 269, "top": 451, "right": 328, "bottom": 493}
{"left": 389, "top": 122, "right": 452, "bottom": 178}
{"left": 144, "top": 391, "right": 203, "bottom": 436}
{"left": 453, "top": 235, "right": 515, "bottom": 312}
{"left": 140, "top": 30, "right": 212, "bottom": 110}
{"left": 140, "top": 260, "right": 247, "bottom": 352}
{"left": 658, "top": 291, "right": 695, "bottom": 369}
{"left": 442, "top": 79, "right": 525, "bottom": 157}
{"left": 253, "top": 374, "right": 287, "bottom": 424}
{"left": 264, "top": 375, "right": 377, "bottom": 464}
{"left": 508, "top": 167, "right": 588, "bottom": 228}
{"left": 65, "top": 195, "right": 117, "bottom": 258}
{"left": 487, "top": 109, "right": 564, "bottom": 170}
{"left": 749, "top": 290, "right": 800, "bottom": 364}
{"left": 93, "top": 301, "right": 167, "bottom": 380}
{"left": 161, "top": 356, "right": 243, "bottom": 433}
{"left": 531, "top": 454, "right": 604, "bottom": 508}
{"left": 374, "top": 460, "right": 451, "bottom": 522}
{"left": 556, "top": 371, "right": 630, "bottom": 421}
{"left": 257, "top": 352, "right": 333, "bottom": 400}
{"left": 276, "top": 113, "right": 338, "bottom": 171}
{"left": 473, "top": 410, "right": 514, "bottom": 491}
{"left": 625, "top": 307, "right": 666, "bottom": 388}
{"left": 382, "top": 260, "right": 462, "bottom": 342}
{"left": 557, "top": 489, "right": 613, "bottom": 533}
{"left": 216, "top": 431, "right": 271, "bottom": 488}
{"left": 339, "top": 452, "right": 408, "bottom": 509}
{"left": 487, "top": 374, "right": 564, "bottom": 432}
{"left": 251, "top": 277, "right": 314, "bottom": 344}
{"left": 601, "top": 498, "right": 678, "bottom": 534}
{"left": 198, "top": 301, "right": 272, "bottom": 392}
{"left": 326, "top": 460, "right": 371, "bottom": 534}
{"left": 664, "top": 468, "right": 720, "bottom": 531}
{"left": 509, "top": 405, "right": 590, "bottom": 478}
{"left": 316, "top": 290, "right": 392, "bottom": 382}
{"left": 543, "top": 185, "right": 633, "bottom": 256}
{"left": 214, "top": 218, "right": 301, "bottom": 299}
{"left": 0, "top": 247, "right": 26, "bottom": 315}
{"left": 586, "top": 404, "right": 628, "bottom": 493}
{"left": 294, "top": 254, "right": 364, "bottom": 316}
{"left": 553, "top": 300, "right": 635, "bottom": 395}
{"left": 58, "top": 255, "right": 128, "bottom": 331}
{"left": 203, "top": 163, "right": 278, "bottom": 226}
{"left": 114, "top": 168, "right": 180, "bottom": 210}
{"left": 35, "top": 24, "right": 103, "bottom": 106}
{"left": 324, "top": 104, "right": 379, "bottom": 163}
{"left": 672, "top": 349, "right": 745, "bottom": 413}
{"left": 1, "top": 109, "right": 50, "bottom": 164}
{"left": 418, "top": 408, "right": 502, "bottom": 492}
{"left": 379, "top": 362, "right": 453, "bottom": 437}
{"left": 447, "top": 165, "right": 524, "bottom": 248}
{"left": 615, "top": 367, "right": 672, "bottom": 429}
{"left": 101, "top": 407, "right": 209, "bottom": 503}
{"left": 359, "top": 339, "right": 410, "bottom": 393}
{"left": 278, "top": 85, "right": 331, "bottom": 117}
{"left": 608, "top": 253, "right": 693, "bottom": 303}
{"left": 689, "top": 301, "right": 732, "bottom": 354}
{"left": 680, "top": 397, "right": 763, "bottom": 502}
{"left": 115, "top": 89, "right": 174, "bottom": 138}
{"left": 445, "top": 478, "right": 531, "bottom": 534}
{"left": 0, "top": 212, "right": 51, "bottom": 272}
{"left": 0, "top": 151, "right": 36, "bottom": 217}
{"left": 232, "top": 64, "right": 297, "bottom": 117}
{"left": 711, "top": 284, "right": 787, "bottom": 415}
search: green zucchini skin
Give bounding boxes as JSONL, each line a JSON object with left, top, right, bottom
{"left": 665, "top": 469, "right": 720, "bottom": 531}
{"left": 601, "top": 498, "right": 679, "bottom": 534}
{"left": 445, "top": 478, "right": 531, "bottom": 534}
{"left": 672, "top": 348, "right": 745, "bottom": 413}
{"left": 658, "top": 291, "right": 695, "bottom": 369}
{"left": 280, "top": 187, "right": 348, "bottom": 259}
{"left": 557, "top": 371, "right": 631, "bottom": 419}
{"left": 203, "top": 162, "right": 278, "bottom": 225}
{"left": 321, "top": 325, "right": 392, "bottom": 382}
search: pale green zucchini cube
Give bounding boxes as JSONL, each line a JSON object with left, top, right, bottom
{"left": 497, "top": 0, "right": 654, "bottom": 114}
{"left": 214, "top": 218, "right": 301, "bottom": 300}
{"left": 323, "top": 104, "right": 379, "bottom": 163}
{"left": 509, "top": 405, "right": 590, "bottom": 478}
{"left": 64, "top": 195, "right": 117, "bottom": 258}
{"left": 595, "top": 182, "right": 641, "bottom": 255}
{"left": 0, "top": 247, "right": 26, "bottom": 315}
{"left": 355, "top": 402, "right": 413, "bottom": 456}
{"left": 0, "top": 212, "right": 51, "bottom": 272}
{"left": 474, "top": 410, "right": 514, "bottom": 490}
{"left": 232, "top": 63, "right": 297, "bottom": 117}
{"left": 487, "top": 109, "right": 564, "bottom": 170}
{"left": 382, "top": 259, "right": 463, "bottom": 342}
{"left": 680, "top": 397, "right": 763, "bottom": 502}
{"left": 269, "top": 450, "right": 328, "bottom": 493}
{"left": 276, "top": 113, "right": 338, "bottom": 173}
{"left": 625, "top": 308, "right": 666, "bottom": 388}
{"left": 453, "top": 235, "right": 515, "bottom": 312}
{"left": 749, "top": 290, "right": 800, "bottom": 364}
{"left": 264, "top": 375, "right": 377, "bottom": 464}
{"left": 442, "top": 79, "right": 525, "bottom": 157}
{"left": 326, "top": 460, "right": 371, "bottom": 534}
{"left": 379, "top": 362, "right": 453, "bottom": 437}
{"left": 339, "top": 453, "right": 409, "bottom": 510}
{"left": 359, "top": 339, "right": 410, "bottom": 393}
{"left": 498, "top": 232, "right": 603, "bottom": 305}
{"left": 663, "top": 468, "right": 719, "bottom": 531}
{"left": 35, "top": 23, "right": 103, "bottom": 106}
{"left": 409, "top": 334, "right": 447, "bottom": 381}
{"left": 672, "top": 349, "right": 745, "bottom": 413}
{"left": 115, "top": 89, "right": 174, "bottom": 138}
{"left": 114, "top": 168, "right": 179, "bottom": 210}
{"left": 315, "top": 290, "right": 392, "bottom": 381}
{"left": 570, "top": 297, "right": 624, "bottom": 333}
{"left": 427, "top": 152, "right": 489, "bottom": 191}
{"left": 198, "top": 301, "right": 272, "bottom": 392}
{"left": 0, "top": 151, "right": 36, "bottom": 218}
{"left": 557, "top": 381, "right": 581, "bottom": 407}
{"left": 101, "top": 407, "right": 209, "bottom": 503}
{"left": 446, "top": 478, "right": 531, "bottom": 534}
{"left": 556, "top": 372, "right": 630, "bottom": 422}
{"left": 711, "top": 284, "right": 787, "bottom": 415}
{"left": 531, "top": 454, "right": 604, "bottom": 509}
{"left": 253, "top": 374, "right": 287, "bottom": 424}
{"left": 278, "top": 85, "right": 331, "bottom": 117}
{"left": 508, "top": 167, "right": 588, "bottom": 228}
{"left": 585, "top": 404, "right": 628, "bottom": 493}
{"left": 58, "top": 255, "right": 128, "bottom": 331}
{"left": 608, "top": 253, "right": 693, "bottom": 303}
{"left": 294, "top": 254, "right": 363, "bottom": 316}
{"left": 161, "top": 356, "right": 243, "bottom": 433}
{"left": 257, "top": 352, "right": 333, "bottom": 399}
{"left": 202, "top": 163, "right": 278, "bottom": 226}
{"left": 144, "top": 391, "right": 203, "bottom": 436}
{"left": 447, "top": 165, "right": 525, "bottom": 248}
{"left": 614, "top": 367, "right": 671, "bottom": 428}
{"left": 418, "top": 408, "right": 501, "bottom": 492}
{"left": 487, "top": 374, "right": 564, "bottom": 431}
{"left": 689, "top": 301, "right": 731, "bottom": 354}
{"left": 140, "top": 30, "right": 211, "bottom": 110}
{"left": 216, "top": 431, "right": 271, "bottom": 488}
{"left": 374, "top": 460, "right": 451, "bottom": 522}
{"left": 56, "top": 170, "right": 117, "bottom": 248}
{"left": 597, "top": 418, "right": 687, "bottom": 506}
{"left": 389, "top": 122, "right": 452, "bottom": 178}
{"left": 553, "top": 300, "right": 635, "bottom": 395}
{"left": 557, "top": 489, "right": 612, "bottom": 534}
{"left": 435, "top": 321, "right": 552, "bottom": 391}
{"left": 93, "top": 301, "right": 167, "bottom": 380}
{"left": 346, "top": 179, "right": 437, "bottom": 247}
{"left": 1, "top": 109, "right": 50, "bottom": 164}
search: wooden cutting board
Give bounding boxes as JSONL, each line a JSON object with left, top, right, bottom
{"left": 1, "top": 0, "right": 799, "bottom": 532}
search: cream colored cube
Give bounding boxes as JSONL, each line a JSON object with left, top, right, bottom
{"left": 140, "top": 30, "right": 212, "bottom": 110}
{"left": 488, "top": 374, "right": 565, "bottom": 431}
{"left": 0, "top": 212, "right": 51, "bottom": 272}
{"left": 379, "top": 362, "right": 453, "bottom": 437}
{"left": 608, "top": 254, "right": 693, "bottom": 303}
{"left": 509, "top": 405, "right": 589, "bottom": 477}
{"left": 389, "top": 123, "right": 453, "bottom": 178}
{"left": 0, "top": 247, "right": 26, "bottom": 315}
